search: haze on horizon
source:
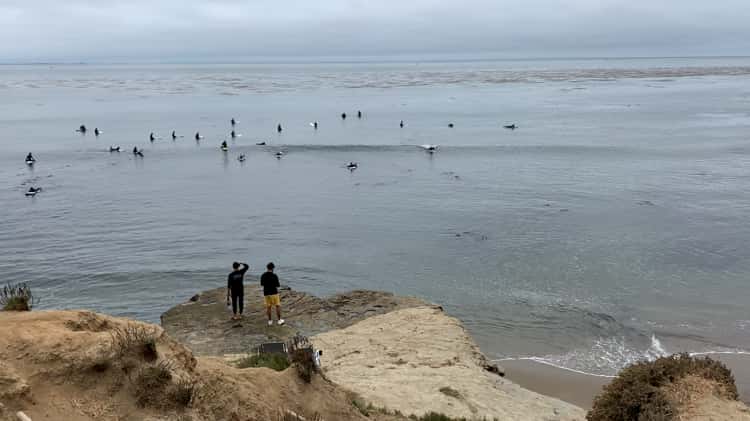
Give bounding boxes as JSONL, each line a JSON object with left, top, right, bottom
{"left": 1, "top": 0, "right": 748, "bottom": 63}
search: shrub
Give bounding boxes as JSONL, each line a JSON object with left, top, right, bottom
{"left": 169, "top": 376, "right": 198, "bottom": 407}
{"left": 133, "top": 360, "right": 173, "bottom": 407}
{"left": 414, "top": 413, "right": 455, "bottom": 421}
{"left": 1, "top": 283, "right": 35, "bottom": 311}
{"left": 287, "top": 334, "right": 317, "bottom": 383}
{"left": 587, "top": 353, "right": 738, "bottom": 421}
{"left": 110, "top": 324, "right": 158, "bottom": 362}
{"left": 409, "top": 413, "right": 472, "bottom": 421}
{"left": 236, "top": 353, "right": 290, "bottom": 371}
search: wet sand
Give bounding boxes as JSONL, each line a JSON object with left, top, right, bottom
{"left": 501, "top": 360, "right": 610, "bottom": 409}
{"left": 502, "top": 354, "right": 750, "bottom": 410}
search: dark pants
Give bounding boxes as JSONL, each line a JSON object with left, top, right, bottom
{"left": 231, "top": 287, "right": 244, "bottom": 315}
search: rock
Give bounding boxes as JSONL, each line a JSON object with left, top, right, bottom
{"left": 161, "top": 284, "right": 432, "bottom": 356}
{"left": 188, "top": 294, "right": 200, "bottom": 302}
{"left": 15, "top": 412, "right": 31, "bottom": 421}
{"left": 485, "top": 363, "right": 505, "bottom": 377}
{"left": 312, "top": 307, "right": 585, "bottom": 420}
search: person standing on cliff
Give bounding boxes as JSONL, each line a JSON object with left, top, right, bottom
{"left": 260, "top": 262, "right": 284, "bottom": 326}
{"left": 227, "top": 262, "right": 249, "bottom": 321}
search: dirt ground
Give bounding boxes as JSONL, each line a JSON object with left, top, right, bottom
{"left": 0, "top": 310, "right": 373, "bottom": 421}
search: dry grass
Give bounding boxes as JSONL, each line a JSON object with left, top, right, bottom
{"left": 278, "top": 409, "right": 324, "bottom": 421}
{"left": 133, "top": 360, "right": 174, "bottom": 407}
{"left": 110, "top": 323, "right": 158, "bottom": 362}
{"left": 70, "top": 397, "right": 117, "bottom": 420}
{"left": 169, "top": 376, "right": 198, "bottom": 407}
{"left": 131, "top": 359, "right": 197, "bottom": 409}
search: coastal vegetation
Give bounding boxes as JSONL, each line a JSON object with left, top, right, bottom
{"left": 587, "top": 353, "right": 739, "bottom": 421}
{"left": 236, "top": 353, "right": 291, "bottom": 371}
{"left": 2, "top": 290, "right": 747, "bottom": 420}
{"left": 109, "top": 323, "right": 159, "bottom": 361}
{"left": 0, "top": 282, "right": 34, "bottom": 311}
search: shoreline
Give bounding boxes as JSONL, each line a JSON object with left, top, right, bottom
{"left": 161, "top": 287, "right": 587, "bottom": 419}
{"left": 160, "top": 285, "right": 750, "bottom": 412}
{"left": 501, "top": 353, "right": 750, "bottom": 410}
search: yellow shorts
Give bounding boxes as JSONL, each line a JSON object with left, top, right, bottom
{"left": 264, "top": 294, "right": 281, "bottom": 308}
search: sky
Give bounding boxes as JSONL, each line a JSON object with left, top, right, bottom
{"left": 0, "top": 0, "right": 748, "bottom": 62}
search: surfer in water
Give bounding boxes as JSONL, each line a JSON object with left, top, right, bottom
{"left": 149, "top": 132, "right": 155, "bottom": 142}
{"left": 195, "top": 132, "right": 201, "bottom": 141}
{"left": 231, "top": 130, "right": 237, "bottom": 139}
{"left": 172, "top": 130, "right": 177, "bottom": 140}
{"left": 77, "top": 125, "right": 87, "bottom": 134}
{"left": 503, "top": 124, "right": 517, "bottom": 130}
{"left": 25, "top": 187, "right": 42, "bottom": 196}
{"left": 357, "top": 110, "right": 362, "bottom": 119}
{"left": 221, "top": 140, "right": 228, "bottom": 151}
{"left": 133, "top": 147, "right": 143, "bottom": 157}
{"left": 94, "top": 128, "right": 100, "bottom": 136}
{"left": 277, "top": 124, "right": 282, "bottom": 133}
{"left": 341, "top": 112, "right": 347, "bottom": 120}
{"left": 231, "top": 118, "right": 236, "bottom": 127}
{"left": 400, "top": 120, "right": 404, "bottom": 128}
{"left": 26, "top": 152, "right": 35, "bottom": 163}
{"left": 314, "top": 121, "right": 318, "bottom": 130}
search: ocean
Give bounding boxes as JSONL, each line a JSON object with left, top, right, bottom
{"left": 2, "top": 57, "right": 750, "bottom": 377}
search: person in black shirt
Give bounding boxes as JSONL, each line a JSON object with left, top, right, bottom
{"left": 260, "top": 262, "right": 284, "bottom": 326}
{"left": 227, "top": 262, "right": 249, "bottom": 320}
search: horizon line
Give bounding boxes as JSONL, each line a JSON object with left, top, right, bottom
{"left": 2, "top": 54, "right": 750, "bottom": 67}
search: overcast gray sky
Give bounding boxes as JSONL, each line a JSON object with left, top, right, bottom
{"left": 1, "top": 0, "right": 748, "bottom": 62}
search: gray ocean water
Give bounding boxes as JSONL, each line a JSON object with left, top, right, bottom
{"left": 2, "top": 57, "right": 750, "bottom": 376}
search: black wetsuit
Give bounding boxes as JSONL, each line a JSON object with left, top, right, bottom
{"left": 227, "top": 264, "right": 249, "bottom": 314}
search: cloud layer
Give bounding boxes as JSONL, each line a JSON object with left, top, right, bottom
{"left": 1, "top": 0, "right": 748, "bottom": 61}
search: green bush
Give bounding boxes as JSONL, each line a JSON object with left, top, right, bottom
{"left": 237, "top": 353, "right": 290, "bottom": 371}
{"left": 587, "top": 353, "right": 738, "bottom": 421}
{"left": 1, "top": 283, "right": 35, "bottom": 311}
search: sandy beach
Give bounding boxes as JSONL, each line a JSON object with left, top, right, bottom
{"left": 503, "top": 353, "right": 750, "bottom": 410}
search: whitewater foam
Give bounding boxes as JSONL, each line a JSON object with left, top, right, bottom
{"left": 495, "top": 335, "right": 750, "bottom": 379}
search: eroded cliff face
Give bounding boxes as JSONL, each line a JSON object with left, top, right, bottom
{"left": 313, "top": 306, "right": 586, "bottom": 421}
{"left": 0, "top": 310, "right": 368, "bottom": 421}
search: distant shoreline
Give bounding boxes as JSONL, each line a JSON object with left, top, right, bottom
{"left": 3, "top": 54, "right": 750, "bottom": 67}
